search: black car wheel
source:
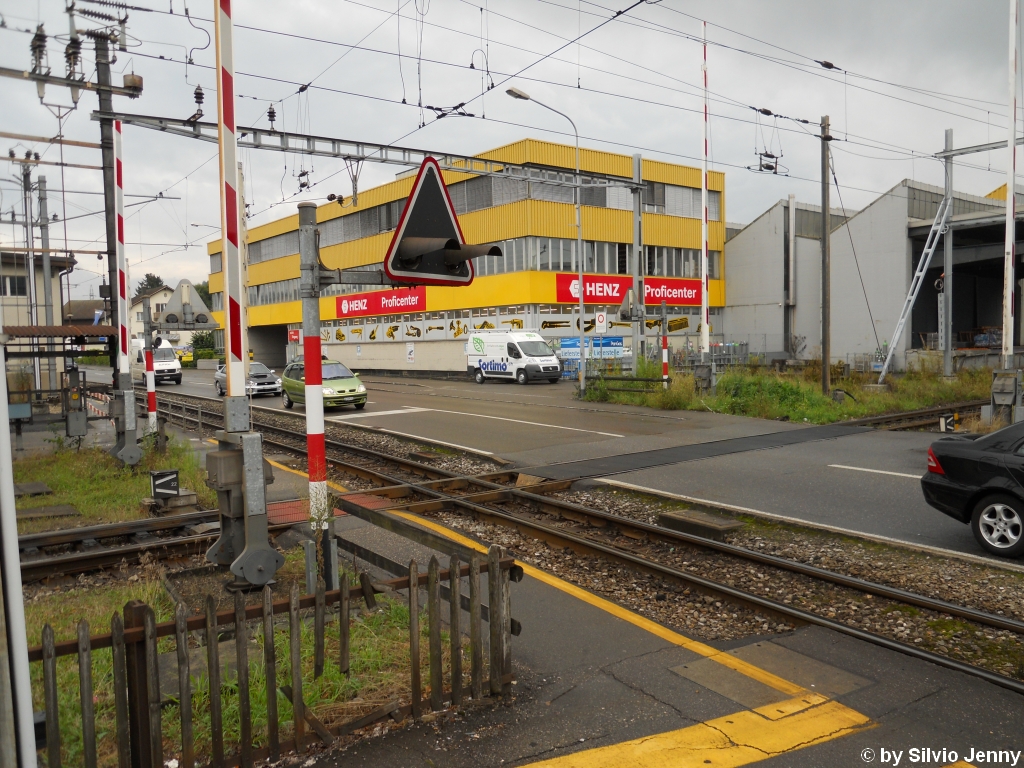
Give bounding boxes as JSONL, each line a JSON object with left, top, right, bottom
{"left": 282, "top": 390, "right": 293, "bottom": 409}
{"left": 354, "top": 402, "right": 366, "bottom": 410}
{"left": 971, "top": 494, "right": 1024, "bottom": 557}
{"left": 548, "top": 377, "right": 559, "bottom": 384}
{"left": 474, "top": 368, "right": 485, "bottom": 385}
{"left": 216, "top": 381, "right": 224, "bottom": 396}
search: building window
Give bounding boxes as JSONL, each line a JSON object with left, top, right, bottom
{"left": 210, "top": 252, "right": 222, "bottom": 273}
{"left": 136, "top": 312, "right": 143, "bottom": 321}
{"left": 1, "top": 276, "right": 27, "bottom": 296}
{"left": 155, "top": 303, "right": 166, "bottom": 313}
{"left": 210, "top": 292, "right": 224, "bottom": 310}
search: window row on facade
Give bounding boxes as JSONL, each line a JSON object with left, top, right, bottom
{"left": 222, "top": 176, "right": 722, "bottom": 270}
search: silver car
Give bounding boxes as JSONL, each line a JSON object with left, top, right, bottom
{"left": 214, "top": 362, "right": 282, "bottom": 397}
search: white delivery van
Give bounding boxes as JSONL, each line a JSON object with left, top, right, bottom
{"left": 467, "top": 331, "right": 561, "bottom": 385}
{"left": 130, "top": 337, "right": 182, "bottom": 385}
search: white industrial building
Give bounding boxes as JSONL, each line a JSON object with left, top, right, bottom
{"left": 724, "top": 179, "right": 1015, "bottom": 371}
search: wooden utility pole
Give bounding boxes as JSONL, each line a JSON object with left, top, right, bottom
{"left": 821, "top": 115, "right": 832, "bottom": 395}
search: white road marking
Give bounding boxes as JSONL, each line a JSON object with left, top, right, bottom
{"left": 330, "top": 405, "right": 623, "bottom": 437}
{"left": 327, "top": 407, "right": 431, "bottom": 420}
{"left": 828, "top": 464, "right": 920, "bottom": 479}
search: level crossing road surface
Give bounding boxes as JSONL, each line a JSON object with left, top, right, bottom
{"left": 98, "top": 367, "right": 1001, "bottom": 561}
{"left": 313, "top": 509, "right": 1024, "bottom": 768}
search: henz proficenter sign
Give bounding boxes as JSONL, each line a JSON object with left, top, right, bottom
{"left": 335, "top": 286, "right": 426, "bottom": 319}
{"left": 553, "top": 273, "right": 702, "bottom": 306}
{"left": 643, "top": 276, "right": 702, "bottom": 306}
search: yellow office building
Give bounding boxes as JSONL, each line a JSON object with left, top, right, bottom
{"left": 207, "top": 138, "right": 726, "bottom": 372}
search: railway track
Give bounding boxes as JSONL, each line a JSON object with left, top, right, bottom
{"left": 18, "top": 508, "right": 295, "bottom": 582}
{"left": 841, "top": 400, "right": 987, "bottom": 430}
{"left": 125, "top": 388, "right": 1024, "bottom": 693}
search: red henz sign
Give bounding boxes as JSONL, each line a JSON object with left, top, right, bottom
{"left": 335, "top": 286, "right": 426, "bottom": 318}
{"left": 643, "top": 277, "right": 702, "bottom": 306}
{"left": 555, "top": 273, "right": 633, "bottom": 303}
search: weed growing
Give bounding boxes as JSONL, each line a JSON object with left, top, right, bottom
{"left": 15, "top": 437, "right": 215, "bottom": 533}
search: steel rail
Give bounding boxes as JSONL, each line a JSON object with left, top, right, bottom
{"left": 138, "top": 389, "right": 1024, "bottom": 691}
{"left": 18, "top": 510, "right": 217, "bottom": 551}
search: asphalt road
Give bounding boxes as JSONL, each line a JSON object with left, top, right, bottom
{"left": 102, "top": 367, "right": 1000, "bottom": 561}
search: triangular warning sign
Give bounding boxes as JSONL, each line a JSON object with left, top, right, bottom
{"left": 382, "top": 157, "right": 474, "bottom": 286}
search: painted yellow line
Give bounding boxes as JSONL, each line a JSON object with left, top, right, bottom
{"left": 522, "top": 697, "right": 871, "bottom": 768}
{"left": 264, "top": 458, "right": 348, "bottom": 494}
{"left": 391, "top": 510, "right": 806, "bottom": 698}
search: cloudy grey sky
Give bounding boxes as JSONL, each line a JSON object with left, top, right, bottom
{"left": 0, "top": 0, "right": 1018, "bottom": 299}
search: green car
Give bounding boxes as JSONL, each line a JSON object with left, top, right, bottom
{"left": 281, "top": 359, "right": 367, "bottom": 410}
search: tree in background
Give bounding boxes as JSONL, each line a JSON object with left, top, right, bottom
{"left": 134, "top": 273, "right": 165, "bottom": 299}
{"left": 191, "top": 329, "right": 216, "bottom": 349}
{"left": 193, "top": 280, "right": 212, "bottom": 309}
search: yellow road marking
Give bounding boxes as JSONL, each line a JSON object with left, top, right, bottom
{"left": 392, "top": 510, "right": 806, "bottom": 697}
{"left": 263, "top": 458, "right": 349, "bottom": 494}
{"left": 523, "top": 697, "right": 871, "bottom": 768}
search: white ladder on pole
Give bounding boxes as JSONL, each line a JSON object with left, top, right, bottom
{"left": 878, "top": 195, "right": 952, "bottom": 383}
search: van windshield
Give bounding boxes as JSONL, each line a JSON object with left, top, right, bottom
{"left": 518, "top": 341, "right": 554, "bottom": 357}
{"left": 153, "top": 348, "right": 176, "bottom": 362}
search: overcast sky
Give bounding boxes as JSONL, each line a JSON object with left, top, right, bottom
{"left": 0, "top": 0, "right": 1019, "bottom": 300}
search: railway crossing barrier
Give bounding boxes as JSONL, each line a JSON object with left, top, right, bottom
{"left": 28, "top": 546, "right": 516, "bottom": 767}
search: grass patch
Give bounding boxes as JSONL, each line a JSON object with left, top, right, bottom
{"left": 583, "top": 360, "right": 990, "bottom": 424}
{"left": 15, "top": 437, "right": 216, "bottom": 534}
{"left": 29, "top": 588, "right": 448, "bottom": 767}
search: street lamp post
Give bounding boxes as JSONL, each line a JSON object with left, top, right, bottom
{"left": 507, "top": 87, "right": 587, "bottom": 395}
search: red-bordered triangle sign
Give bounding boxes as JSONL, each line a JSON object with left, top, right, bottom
{"left": 382, "top": 157, "right": 474, "bottom": 286}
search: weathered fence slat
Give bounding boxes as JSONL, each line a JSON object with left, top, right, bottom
{"left": 205, "top": 595, "right": 224, "bottom": 767}
{"left": 234, "top": 591, "right": 253, "bottom": 768}
{"left": 175, "top": 604, "right": 195, "bottom": 768}
{"left": 289, "top": 584, "right": 305, "bottom": 752}
{"left": 42, "top": 624, "right": 61, "bottom": 768}
{"left": 449, "top": 554, "right": 462, "bottom": 707}
{"left": 470, "top": 552, "right": 483, "bottom": 700}
{"left": 500, "top": 546, "right": 513, "bottom": 696}
{"left": 262, "top": 586, "right": 280, "bottom": 762}
{"left": 78, "top": 619, "right": 97, "bottom": 768}
{"left": 279, "top": 685, "right": 335, "bottom": 746}
{"left": 359, "top": 571, "right": 378, "bottom": 610}
{"left": 110, "top": 613, "right": 130, "bottom": 768}
{"left": 339, "top": 565, "right": 350, "bottom": 675}
{"left": 144, "top": 606, "right": 162, "bottom": 768}
{"left": 428, "top": 557, "right": 443, "bottom": 711}
{"left": 488, "top": 546, "right": 504, "bottom": 696}
{"left": 408, "top": 559, "right": 421, "bottom": 719}
{"left": 314, "top": 579, "right": 325, "bottom": 679}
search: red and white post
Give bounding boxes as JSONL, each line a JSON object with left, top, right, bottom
{"left": 114, "top": 120, "right": 130, "bottom": 385}
{"left": 298, "top": 203, "right": 331, "bottom": 575}
{"left": 142, "top": 296, "right": 157, "bottom": 432}
{"left": 661, "top": 300, "right": 669, "bottom": 390}
{"left": 215, "top": 0, "right": 247, "bottom": 409}
{"left": 700, "top": 20, "right": 711, "bottom": 360}
{"left": 1004, "top": 0, "right": 1018, "bottom": 370}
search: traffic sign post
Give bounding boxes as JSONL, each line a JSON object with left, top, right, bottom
{"left": 383, "top": 157, "right": 500, "bottom": 286}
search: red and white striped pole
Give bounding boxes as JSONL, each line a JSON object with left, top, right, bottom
{"left": 298, "top": 203, "right": 329, "bottom": 556}
{"left": 114, "top": 120, "right": 130, "bottom": 386}
{"left": 215, "top": 0, "right": 248, "bottom": 411}
{"left": 700, "top": 20, "right": 711, "bottom": 360}
{"left": 661, "top": 301, "right": 669, "bottom": 390}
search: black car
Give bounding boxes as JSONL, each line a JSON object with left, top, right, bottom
{"left": 922, "top": 420, "right": 1024, "bottom": 557}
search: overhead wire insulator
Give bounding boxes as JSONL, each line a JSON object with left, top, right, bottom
{"left": 30, "top": 24, "right": 47, "bottom": 73}
{"left": 267, "top": 104, "right": 276, "bottom": 130}
{"left": 194, "top": 83, "right": 204, "bottom": 106}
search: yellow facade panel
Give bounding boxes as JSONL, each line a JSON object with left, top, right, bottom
{"left": 319, "top": 231, "right": 393, "bottom": 271}
{"left": 708, "top": 278, "right": 725, "bottom": 306}
{"left": 987, "top": 183, "right": 1008, "bottom": 200}
{"left": 643, "top": 214, "right": 724, "bottom": 250}
{"left": 642, "top": 160, "right": 724, "bottom": 192}
{"left": 580, "top": 206, "right": 632, "bottom": 243}
{"left": 459, "top": 200, "right": 534, "bottom": 243}
{"left": 248, "top": 253, "right": 299, "bottom": 286}
{"left": 476, "top": 139, "right": 633, "bottom": 178}
{"left": 427, "top": 271, "right": 555, "bottom": 313}
{"left": 247, "top": 301, "right": 302, "bottom": 326}
{"left": 209, "top": 271, "right": 224, "bottom": 294}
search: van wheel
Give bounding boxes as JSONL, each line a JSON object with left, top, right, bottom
{"left": 516, "top": 370, "right": 528, "bottom": 385}
{"left": 282, "top": 391, "right": 293, "bottom": 409}
{"left": 548, "top": 378, "right": 559, "bottom": 384}
{"left": 174, "top": 375, "right": 182, "bottom": 385}
{"left": 474, "top": 369, "right": 485, "bottom": 384}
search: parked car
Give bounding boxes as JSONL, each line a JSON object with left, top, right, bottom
{"left": 281, "top": 359, "right": 366, "bottom": 410}
{"left": 921, "top": 421, "right": 1024, "bottom": 557}
{"left": 214, "top": 362, "right": 282, "bottom": 397}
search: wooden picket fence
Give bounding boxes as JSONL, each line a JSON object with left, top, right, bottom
{"left": 29, "top": 546, "right": 516, "bottom": 768}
